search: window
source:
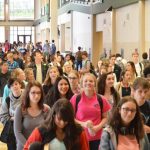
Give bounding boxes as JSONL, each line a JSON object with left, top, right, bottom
{"left": 9, "top": 0, "right": 34, "bottom": 20}
{"left": 0, "top": 0, "right": 4, "bottom": 20}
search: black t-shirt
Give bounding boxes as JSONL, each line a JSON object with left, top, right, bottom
{"left": 122, "top": 87, "right": 131, "bottom": 97}
{"left": 139, "top": 100, "right": 150, "bottom": 143}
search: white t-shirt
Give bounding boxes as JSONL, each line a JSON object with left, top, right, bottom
{"left": 36, "top": 64, "right": 42, "bottom": 84}
{"left": 49, "top": 138, "right": 66, "bottom": 150}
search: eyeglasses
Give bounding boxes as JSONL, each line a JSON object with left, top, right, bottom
{"left": 68, "top": 77, "right": 77, "bottom": 80}
{"left": 30, "top": 91, "right": 41, "bottom": 95}
{"left": 122, "top": 107, "right": 136, "bottom": 114}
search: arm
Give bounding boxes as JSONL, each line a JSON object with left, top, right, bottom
{"left": 92, "top": 112, "right": 108, "bottom": 133}
{"left": 144, "top": 125, "right": 150, "bottom": 133}
{"left": 23, "top": 128, "right": 42, "bottom": 150}
{"left": 100, "top": 130, "right": 111, "bottom": 150}
{"left": 0, "top": 97, "right": 10, "bottom": 125}
{"left": 14, "top": 106, "right": 26, "bottom": 147}
{"left": 80, "top": 130, "right": 89, "bottom": 150}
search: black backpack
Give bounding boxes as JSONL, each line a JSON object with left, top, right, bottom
{"left": 75, "top": 94, "right": 103, "bottom": 118}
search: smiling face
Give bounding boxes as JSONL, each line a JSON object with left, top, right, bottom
{"left": 10, "top": 81, "right": 22, "bottom": 94}
{"left": 120, "top": 101, "right": 137, "bottom": 126}
{"left": 29, "top": 86, "right": 42, "bottom": 105}
{"left": 58, "top": 79, "right": 69, "bottom": 97}
{"left": 105, "top": 73, "right": 114, "bottom": 88}
{"left": 123, "top": 71, "right": 131, "bottom": 82}
{"left": 49, "top": 68, "right": 59, "bottom": 82}
{"left": 82, "top": 74, "right": 95, "bottom": 92}
{"left": 68, "top": 72, "right": 78, "bottom": 87}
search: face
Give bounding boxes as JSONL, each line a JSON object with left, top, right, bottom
{"left": 57, "top": 55, "right": 62, "bottom": 62}
{"left": 18, "top": 70, "right": 26, "bottom": 81}
{"left": 133, "top": 87, "right": 148, "bottom": 103}
{"left": 120, "top": 101, "right": 136, "bottom": 126}
{"left": 1, "top": 63, "right": 8, "bottom": 72}
{"left": 29, "top": 86, "right": 41, "bottom": 104}
{"left": 123, "top": 71, "right": 131, "bottom": 82}
{"left": 132, "top": 54, "right": 139, "bottom": 62}
{"left": 49, "top": 68, "right": 59, "bottom": 81}
{"left": 64, "top": 65, "right": 72, "bottom": 73}
{"left": 126, "top": 63, "right": 132, "bottom": 71}
{"left": 10, "top": 81, "right": 21, "bottom": 93}
{"left": 34, "top": 52, "right": 42, "bottom": 62}
{"left": 82, "top": 75, "right": 95, "bottom": 91}
{"left": 106, "top": 74, "right": 114, "bottom": 88}
{"left": 58, "top": 79, "right": 69, "bottom": 97}
{"left": 55, "top": 114, "right": 68, "bottom": 129}
{"left": 98, "top": 60, "right": 102, "bottom": 68}
{"left": 110, "top": 57, "right": 116, "bottom": 65}
{"left": 65, "top": 55, "right": 70, "bottom": 61}
{"left": 108, "top": 63, "right": 113, "bottom": 72}
{"left": 27, "top": 71, "right": 35, "bottom": 81}
{"left": 68, "top": 73, "right": 78, "bottom": 87}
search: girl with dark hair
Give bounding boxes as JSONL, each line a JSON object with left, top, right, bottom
{"left": 24, "top": 99, "right": 89, "bottom": 150}
{"left": 43, "top": 66, "right": 59, "bottom": 95}
{"left": 97, "top": 72, "right": 120, "bottom": 108}
{"left": 44, "top": 76, "right": 73, "bottom": 107}
{"left": 126, "top": 61, "right": 137, "bottom": 83}
{"left": 115, "top": 70, "right": 132, "bottom": 98}
{"left": 100, "top": 96, "right": 149, "bottom": 150}
{"left": 14, "top": 81, "right": 50, "bottom": 150}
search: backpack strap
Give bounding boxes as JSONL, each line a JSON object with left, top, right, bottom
{"left": 75, "top": 94, "right": 81, "bottom": 114}
{"left": 5, "top": 97, "right": 10, "bottom": 109}
{"left": 97, "top": 94, "right": 103, "bottom": 119}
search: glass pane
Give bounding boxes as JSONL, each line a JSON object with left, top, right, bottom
{"left": 25, "top": 30, "right": 31, "bottom": 35}
{"left": 18, "top": 30, "right": 24, "bottom": 35}
{"left": 18, "top": 36, "right": 24, "bottom": 43}
{"left": 0, "top": 0, "right": 4, "bottom": 20}
{"left": 25, "top": 36, "right": 31, "bottom": 43}
{"left": 25, "top": 27, "right": 31, "bottom": 30}
{"left": 9, "top": 0, "right": 34, "bottom": 20}
{"left": 18, "top": 27, "right": 24, "bottom": 31}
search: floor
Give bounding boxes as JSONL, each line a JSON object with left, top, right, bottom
{"left": 0, "top": 123, "right": 7, "bottom": 150}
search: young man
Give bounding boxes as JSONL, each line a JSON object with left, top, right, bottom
{"left": 132, "top": 77, "right": 150, "bottom": 143}
{"left": 132, "top": 51, "right": 144, "bottom": 77}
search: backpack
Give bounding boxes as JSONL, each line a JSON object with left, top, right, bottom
{"left": 75, "top": 94, "right": 103, "bottom": 118}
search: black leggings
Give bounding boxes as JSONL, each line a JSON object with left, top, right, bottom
{"left": 89, "top": 140, "right": 100, "bottom": 150}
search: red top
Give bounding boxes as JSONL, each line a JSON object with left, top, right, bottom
{"left": 24, "top": 127, "right": 89, "bottom": 150}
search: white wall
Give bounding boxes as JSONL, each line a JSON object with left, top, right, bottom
{"left": 116, "top": 3, "right": 139, "bottom": 59}
{"left": 72, "top": 11, "right": 92, "bottom": 53}
{"left": 145, "top": 0, "right": 150, "bottom": 54}
{"left": 96, "top": 12, "right": 112, "bottom": 53}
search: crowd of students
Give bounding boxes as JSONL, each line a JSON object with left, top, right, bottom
{"left": 0, "top": 41, "right": 150, "bottom": 150}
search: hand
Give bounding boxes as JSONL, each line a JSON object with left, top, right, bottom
{"left": 144, "top": 125, "right": 150, "bottom": 133}
{"left": 43, "top": 104, "right": 50, "bottom": 112}
{"left": 86, "top": 120, "right": 93, "bottom": 128}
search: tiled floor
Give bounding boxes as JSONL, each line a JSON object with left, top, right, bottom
{"left": 0, "top": 123, "right": 7, "bottom": 150}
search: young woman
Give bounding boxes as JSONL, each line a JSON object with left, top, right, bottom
{"left": 44, "top": 76, "right": 73, "bottom": 107}
{"left": 115, "top": 70, "right": 132, "bottom": 98}
{"left": 100, "top": 96, "right": 149, "bottom": 150}
{"left": 97, "top": 72, "right": 120, "bottom": 109}
{"left": 70, "top": 73, "right": 111, "bottom": 150}
{"left": 68, "top": 70, "right": 81, "bottom": 95}
{"left": 126, "top": 61, "right": 137, "bottom": 84}
{"left": 43, "top": 66, "right": 59, "bottom": 95}
{"left": 24, "top": 99, "right": 89, "bottom": 150}
{"left": 14, "top": 81, "right": 50, "bottom": 150}
{"left": 24, "top": 68, "right": 35, "bottom": 83}
{"left": 63, "top": 61, "right": 73, "bottom": 77}
{"left": 0, "top": 78, "right": 23, "bottom": 150}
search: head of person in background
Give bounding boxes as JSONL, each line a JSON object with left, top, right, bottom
{"left": 56, "top": 54, "right": 64, "bottom": 67}
{"left": 43, "top": 66, "right": 59, "bottom": 95}
{"left": 63, "top": 61, "right": 73, "bottom": 77}
{"left": 44, "top": 76, "right": 73, "bottom": 107}
{"left": 7, "top": 52, "right": 14, "bottom": 63}
{"left": 132, "top": 51, "right": 139, "bottom": 64}
{"left": 132, "top": 77, "right": 150, "bottom": 104}
{"left": 65, "top": 54, "right": 71, "bottom": 62}
{"left": 0, "top": 61, "right": 9, "bottom": 74}
{"left": 33, "top": 50, "right": 43, "bottom": 64}
{"left": 100, "top": 96, "right": 148, "bottom": 150}
{"left": 81, "top": 51, "right": 88, "bottom": 60}
{"left": 143, "top": 65, "right": 150, "bottom": 83}
{"left": 97, "top": 72, "right": 120, "bottom": 108}
{"left": 109, "top": 54, "right": 116, "bottom": 66}
{"left": 68, "top": 70, "right": 80, "bottom": 95}
{"left": 24, "top": 68, "right": 35, "bottom": 83}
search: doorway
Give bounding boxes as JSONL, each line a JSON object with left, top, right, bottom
{"left": 18, "top": 35, "right": 31, "bottom": 44}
